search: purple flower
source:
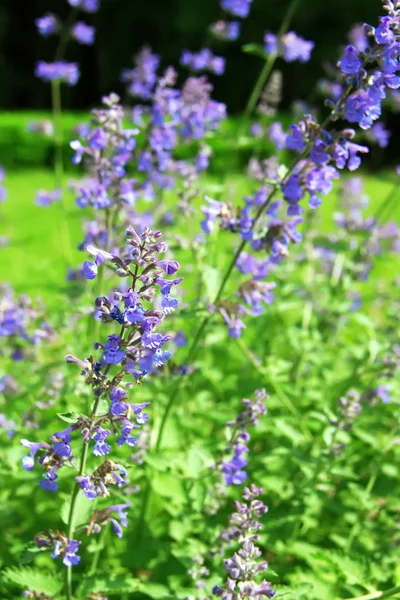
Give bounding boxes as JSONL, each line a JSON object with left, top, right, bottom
{"left": 281, "top": 32, "right": 314, "bottom": 63}
{"left": 83, "top": 260, "right": 98, "bottom": 280}
{"left": 88, "top": 128, "right": 108, "bottom": 150}
{"left": 35, "top": 61, "right": 80, "bottom": 86}
{"left": 180, "top": 49, "right": 226, "bottom": 76}
{"left": 63, "top": 540, "right": 81, "bottom": 567}
{"left": 374, "top": 385, "right": 390, "bottom": 404}
{"left": 122, "top": 46, "right": 160, "bottom": 100}
{"left": 103, "top": 334, "right": 126, "bottom": 365}
{"left": 367, "top": 122, "right": 391, "bottom": 148}
{"left": 35, "top": 189, "right": 61, "bottom": 207}
{"left": 338, "top": 45, "right": 362, "bottom": 75}
{"left": 375, "top": 16, "right": 395, "bottom": 45}
{"left": 348, "top": 24, "right": 369, "bottom": 53}
{"left": 93, "top": 428, "right": 111, "bottom": 456}
{"left": 110, "top": 387, "right": 129, "bottom": 415}
{"left": 20, "top": 439, "right": 47, "bottom": 471}
{"left": 269, "top": 122, "right": 286, "bottom": 150}
{"left": 39, "top": 466, "right": 59, "bottom": 492}
{"left": 157, "top": 260, "right": 180, "bottom": 275}
{"left": 282, "top": 174, "right": 304, "bottom": 203}
{"left": 67, "top": 0, "right": 99, "bottom": 12}
{"left": 35, "top": 14, "right": 57, "bottom": 37}
{"left": 72, "top": 21, "right": 95, "bottom": 45}
{"left": 345, "top": 89, "right": 381, "bottom": 130}
{"left": 156, "top": 277, "right": 183, "bottom": 296}
{"left": 264, "top": 33, "right": 279, "bottom": 55}
{"left": 210, "top": 20, "right": 240, "bottom": 41}
{"left": 108, "top": 503, "right": 130, "bottom": 538}
{"left": 221, "top": 0, "right": 253, "bottom": 19}
{"left": 286, "top": 124, "right": 305, "bottom": 152}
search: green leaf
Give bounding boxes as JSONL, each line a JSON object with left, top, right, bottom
{"left": 242, "top": 43, "right": 268, "bottom": 59}
{"left": 19, "top": 543, "right": 46, "bottom": 565}
{"left": 201, "top": 265, "right": 222, "bottom": 301}
{"left": 151, "top": 472, "right": 187, "bottom": 505}
{"left": 57, "top": 411, "right": 82, "bottom": 423}
{"left": 60, "top": 493, "right": 92, "bottom": 527}
{"left": 3, "top": 567, "right": 63, "bottom": 595}
{"left": 77, "top": 574, "right": 139, "bottom": 595}
{"left": 137, "top": 582, "right": 172, "bottom": 599}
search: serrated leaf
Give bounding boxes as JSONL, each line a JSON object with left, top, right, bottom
{"left": 77, "top": 574, "right": 138, "bottom": 595}
{"left": 3, "top": 567, "right": 63, "bottom": 595}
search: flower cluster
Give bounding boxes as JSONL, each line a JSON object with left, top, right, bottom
{"left": 35, "top": 0, "right": 99, "bottom": 86}
{"left": 264, "top": 31, "right": 314, "bottom": 63}
{"left": 180, "top": 49, "right": 226, "bottom": 76}
{"left": 0, "top": 413, "right": 16, "bottom": 438}
{"left": 34, "top": 531, "right": 81, "bottom": 567}
{"left": 220, "top": 390, "right": 267, "bottom": 485}
{"left": 314, "top": 176, "right": 400, "bottom": 282}
{"left": 121, "top": 47, "right": 160, "bottom": 100}
{"left": 213, "top": 485, "right": 275, "bottom": 599}
{"left": 20, "top": 224, "right": 181, "bottom": 561}
{"left": 121, "top": 57, "right": 226, "bottom": 209}
{"left": 70, "top": 93, "right": 139, "bottom": 215}
{"left": 84, "top": 503, "right": 130, "bottom": 538}
{"left": 210, "top": 21, "right": 240, "bottom": 42}
{"left": 35, "top": 60, "right": 80, "bottom": 86}
{"left": 201, "top": 182, "right": 303, "bottom": 337}
{"left": 0, "top": 285, "right": 53, "bottom": 360}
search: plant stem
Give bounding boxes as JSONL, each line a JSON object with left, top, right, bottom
{"left": 243, "top": 0, "right": 300, "bottom": 119}
{"left": 51, "top": 78, "right": 73, "bottom": 267}
{"left": 65, "top": 385, "right": 106, "bottom": 600}
{"left": 65, "top": 442, "right": 89, "bottom": 600}
{"left": 86, "top": 207, "right": 112, "bottom": 345}
{"left": 343, "top": 584, "right": 400, "bottom": 600}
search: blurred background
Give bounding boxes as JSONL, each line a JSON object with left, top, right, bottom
{"left": 0, "top": 0, "right": 383, "bottom": 113}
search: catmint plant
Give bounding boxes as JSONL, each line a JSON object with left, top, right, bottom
{"left": 213, "top": 485, "right": 276, "bottom": 599}
{"left": 20, "top": 223, "right": 181, "bottom": 598}
{"left": 220, "top": 390, "right": 268, "bottom": 485}
{"left": 196, "top": 1, "right": 400, "bottom": 340}
{"left": 0, "top": 285, "right": 53, "bottom": 361}
{"left": 34, "top": 0, "right": 100, "bottom": 213}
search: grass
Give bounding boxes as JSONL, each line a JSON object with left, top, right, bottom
{"left": 0, "top": 171, "right": 82, "bottom": 301}
{"left": 1, "top": 168, "right": 400, "bottom": 303}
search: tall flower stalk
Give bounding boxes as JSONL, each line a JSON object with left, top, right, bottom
{"left": 20, "top": 223, "right": 181, "bottom": 599}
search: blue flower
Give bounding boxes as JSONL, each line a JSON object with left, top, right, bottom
{"left": 103, "top": 334, "right": 126, "bottom": 365}
{"left": 338, "top": 45, "right": 362, "bottom": 75}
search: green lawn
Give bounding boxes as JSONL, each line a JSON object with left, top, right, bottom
{"left": 1, "top": 168, "right": 400, "bottom": 303}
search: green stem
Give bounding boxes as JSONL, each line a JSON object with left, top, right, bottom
{"left": 86, "top": 208, "right": 112, "bottom": 345}
{"left": 51, "top": 79, "right": 64, "bottom": 189}
{"left": 65, "top": 387, "right": 105, "bottom": 600}
{"left": 88, "top": 527, "right": 107, "bottom": 576}
{"left": 343, "top": 584, "right": 400, "bottom": 600}
{"left": 243, "top": 0, "right": 300, "bottom": 119}
{"left": 51, "top": 78, "right": 73, "bottom": 267}
{"left": 65, "top": 442, "right": 89, "bottom": 600}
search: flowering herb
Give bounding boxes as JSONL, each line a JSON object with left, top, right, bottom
{"left": 213, "top": 485, "right": 276, "bottom": 599}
